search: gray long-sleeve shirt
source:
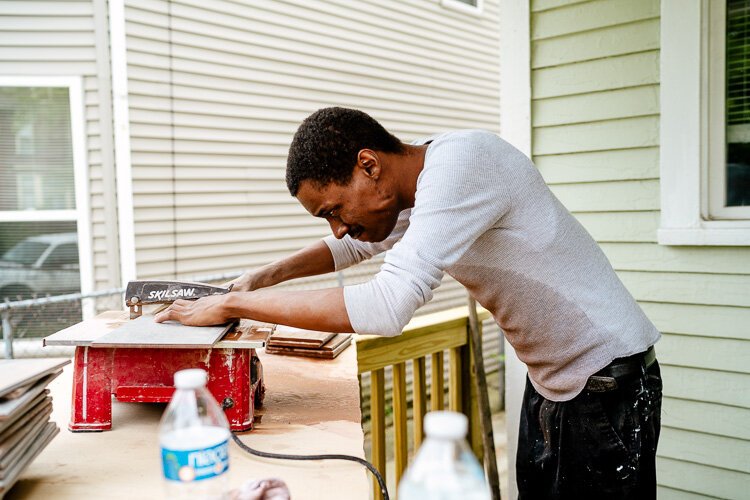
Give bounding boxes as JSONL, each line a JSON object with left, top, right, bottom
{"left": 323, "top": 130, "right": 660, "bottom": 401}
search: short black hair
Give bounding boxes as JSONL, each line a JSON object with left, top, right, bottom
{"left": 286, "top": 107, "right": 404, "bottom": 196}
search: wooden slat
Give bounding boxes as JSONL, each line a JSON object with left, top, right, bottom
{"left": 640, "top": 302, "right": 750, "bottom": 341}
{"left": 620, "top": 271, "right": 750, "bottom": 308}
{"left": 532, "top": 51, "right": 659, "bottom": 99}
{"left": 533, "top": 116, "right": 659, "bottom": 156}
{"left": 550, "top": 180, "right": 660, "bottom": 213}
{"left": 600, "top": 243, "right": 750, "bottom": 276}
{"left": 392, "top": 362, "right": 408, "bottom": 488}
{"left": 532, "top": 0, "right": 659, "bottom": 40}
{"left": 370, "top": 369, "right": 385, "bottom": 500}
{"left": 661, "top": 366, "right": 750, "bottom": 409}
{"left": 573, "top": 211, "right": 659, "bottom": 243}
{"left": 431, "top": 351, "right": 444, "bottom": 411}
{"left": 662, "top": 397, "right": 750, "bottom": 441}
{"left": 533, "top": 18, "right": 659, "bottom": 69}
{"left": 658, "top": 427, "right": 750, "bottom": 474}
{"left": 449, "top": 346, "right": 463, "bottom": 413}
{"left": 412, "top": 357, "right": 427, "bottom": 449}
{"left": 533, "top": 86, "right": 659, "bottom": 128}
{"left": 657, "top": 457, "right": 750, "bottom": 500}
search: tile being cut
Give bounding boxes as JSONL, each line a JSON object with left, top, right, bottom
{"left": 90, "top": 314, "right": 235, "bottom": 348}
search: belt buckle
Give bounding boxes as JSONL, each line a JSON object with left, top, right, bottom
{"left": 587, "top": 375, "right": 618, "bottom": 392}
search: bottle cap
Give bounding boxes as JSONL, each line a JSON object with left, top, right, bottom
{"left": 424, "top": 411, "right": 468, "bottom": 440}
{"left": 174, "top": 368, "right": 208, "bottom": 389}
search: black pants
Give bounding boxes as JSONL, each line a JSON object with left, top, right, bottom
{"left": 517, "top": 360, "right": 662, "bottom": 500}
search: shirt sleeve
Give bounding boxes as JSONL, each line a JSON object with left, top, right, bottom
{"left": 343, "top": 131, "right": 518, "bottom": 336}
{"left": 322, "top": 209, "right": 411, "bottom": 271}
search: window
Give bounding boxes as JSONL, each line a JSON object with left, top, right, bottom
{"left": 0, "top": 77, "right": 90, "bottom": 335}
{"left": 660, "top": 0, "right": 750, "bottom": 245}
{"left": 441, "top": 0, "right": 483, "bottom": 15}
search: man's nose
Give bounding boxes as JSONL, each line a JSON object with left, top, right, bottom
{"left": 331, "top": 220, "right": 350, "bottom": 239}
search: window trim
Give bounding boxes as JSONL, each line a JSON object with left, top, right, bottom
{"left": 659, "top": 0, "right": 750, "bottom": 246}
{"left": 0, "top": 76, "right": 94, "bottom": 302}
{"left": 441, "top": 0, "right": 483, "bottom": 16}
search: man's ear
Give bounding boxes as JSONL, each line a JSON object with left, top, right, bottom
{"left": 357, "top": 149, "right": 381, "bottom": 180}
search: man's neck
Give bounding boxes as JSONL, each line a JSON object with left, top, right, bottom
{"left": 388, "top": 144, "right": 428, "bottom": 210}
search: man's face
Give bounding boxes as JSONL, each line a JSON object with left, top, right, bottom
{"left": 296, "top": 164, "right": 401, "bottom": 243}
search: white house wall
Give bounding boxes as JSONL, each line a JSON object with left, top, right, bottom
{"left": 122, "top": 0, "right": 502, "bottom": 317}
{"left": 0, "top": 0, "right": 121, "bottom": 292}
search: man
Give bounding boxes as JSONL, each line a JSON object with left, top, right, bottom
{"left": 156, "top": 107, "right": 662, "bottom": 499}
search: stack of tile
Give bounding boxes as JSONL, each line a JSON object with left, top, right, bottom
{"left": 0, "top": 358, "right": 69, "bottom": 497}
{"left": 265, "top": 325, "right": 352, "bottom": 359}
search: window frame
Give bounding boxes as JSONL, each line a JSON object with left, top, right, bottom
{"left": 0, "top": 76, "right": 93, "bottom": 299}
{"left": 441, "top": 0, "right": 483, "bottom": 16}
{"left": 659, "top": 0, "right": 750, "bottom": 245}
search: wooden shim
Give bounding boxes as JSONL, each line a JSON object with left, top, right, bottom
{"left": 0, "top": 359, "right": 69, "bottom": 399}
{"left": 91, "top": 315, "right": 234, "bottom": 348}
{"left": 0, "top": 402, "right": 52, "bottom": 458}
{"left": 0, "top": 372, "right": 58, "bottom": 419}
{"left": 0, "top": 399, "right": 51, "bottom": 449}
{"left": 0, "top": 422, "right": 58, "bottom": 493}
{"left": 269, "top": 325, "right": 335, "bottom": 348}
{"left": 264, "top": 334, "right": 351, "bottom": 359}
{"left": 0, "top": 393, "right": 48, "bottom": 435}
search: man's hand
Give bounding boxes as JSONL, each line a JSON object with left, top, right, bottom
{"left": 154, "top": 295, "right": 234, "bottom": 326}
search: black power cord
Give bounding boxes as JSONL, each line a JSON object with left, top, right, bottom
{"left": 231, "top": 432, "right": 389, "bottom": 500}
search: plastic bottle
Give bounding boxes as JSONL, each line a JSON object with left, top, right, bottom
{"left": 399, "top": 411, "right": 491, "bottom": 500}
{"left": 159, "top": 368, "right": 230, "bottom": 499}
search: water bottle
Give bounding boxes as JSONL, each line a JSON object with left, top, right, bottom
{"left": 159, "top": 368, "right": 230, "bottom": 499}
{"left": 399, "top": 411, "right": 491, "bottom": 500}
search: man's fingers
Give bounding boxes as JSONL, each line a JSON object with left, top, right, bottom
{"left": 154, "top": 306, "right": 179, "bottom": 323}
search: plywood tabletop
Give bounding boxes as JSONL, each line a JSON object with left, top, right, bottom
{"left": 7, "top": 347, "right": 368, "bottom": 499}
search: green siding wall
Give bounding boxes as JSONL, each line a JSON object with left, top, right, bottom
{"left": 530, "top": 1, "right": 750, "bottom": 499}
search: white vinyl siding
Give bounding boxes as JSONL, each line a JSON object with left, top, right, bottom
{"left": 123, "top": 0, "right": 502, "bottom": 320}
{"left": 530, "top": 0, "right": 750, "bottom": 498}
{"left": 0, "top": 1, "right": 119, "bottom": 292}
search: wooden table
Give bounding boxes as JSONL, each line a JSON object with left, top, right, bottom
{"left": 6, "top": 343, "right": 368, "bottom": 499}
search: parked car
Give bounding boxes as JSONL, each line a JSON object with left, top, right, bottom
{"left": 0, "top": 232, "right": 81, "bottom": 301}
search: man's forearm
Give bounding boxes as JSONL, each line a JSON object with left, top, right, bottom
{"left": 225, "top": 287, "right": 354, "bottom": 332}
{"left": 244, "top": 239, "right": 336, "bottom": 289}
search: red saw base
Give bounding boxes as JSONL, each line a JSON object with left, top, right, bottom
{"left": 68, "top": 346, "right": 264, "bottom": 432}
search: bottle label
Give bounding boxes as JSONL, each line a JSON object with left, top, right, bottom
{"left": 161, "top": 439, "right": 229, "bottom": 482}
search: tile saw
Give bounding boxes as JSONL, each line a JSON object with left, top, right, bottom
{"left": 44, "top": 280, "right": 268, "bottom": 432}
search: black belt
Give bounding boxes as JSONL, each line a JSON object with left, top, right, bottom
{"left": 585, "top": 346, "right": 656, "bottom": 392}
